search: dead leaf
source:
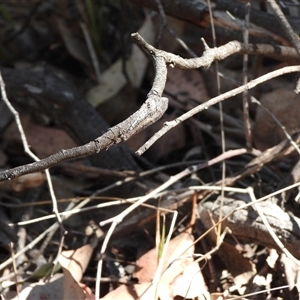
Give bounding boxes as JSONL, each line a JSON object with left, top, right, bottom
{"left": 12, "top": 268, "right": 93, "bottom": 300}
{"left": 58, "top": 244, "right": 94, "bottom": 282}
{"left": 164, "top": 68, "right": 209, "bottom": 108}
{"left": 119, "top": 240, "right": 199, "bottom": 300}
{"left": 102, "top": 233, "right": 195, "bottom": 300}
{"left": 86, "top": 15, "right": 155, "bottom": 108}
{"left": 62, "top": 267, "right": 87, "bottom": 300}
{"left": 152, "top": 15, "right": 185, "bottom": 53}
{"left": 79, "top": 282, "right": 96, "bottom": 300}
{"left": 254, "top": 89, "right": 300, "bottom": 150}
{"left": 0, "top": 172, "right": 46, "bottom": 192}
{"left": 54, "top": 16, "right": 92, "bottom": 70}
{"left": 4, "top": 115, "right": 77, "bottom": 159}
{"left": 11, "top": 273, "right": 64, "bottom": 300}
{"left": 170, "top": 262, "right": 209, "bottom": 299}
{"left": 10, "top": 172, "right": 46, "bottom": 192}
{"left": 133, "top": 232, "right": 194, "bottom": 284}
{"left": 100, "top": 282, "right": 156, "bottom": 300}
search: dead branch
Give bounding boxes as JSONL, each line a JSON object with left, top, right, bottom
{"left": 199, "top": 197, "right": 300, "bottom": 260}
{"left": 0, "top": 67, "right": 140, "bottom": 171}
{"left": 136, "top": 65, "right": 300, "bottom": 155}
{"left": 126, "top": 0, "right": 300, "bottom": 45}
{"left": 223, "top": 130, "right": 300, "bottom": 186}
{"left": 1, "top": 34, "right": 300, "bottom": 182}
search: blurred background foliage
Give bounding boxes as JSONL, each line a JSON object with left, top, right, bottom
{"left": 0, "top": 0, "right": 144, "bottom": 81}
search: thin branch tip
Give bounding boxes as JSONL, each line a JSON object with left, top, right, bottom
{"left": 201, "top": 38, "right": 210, "bottom": 50}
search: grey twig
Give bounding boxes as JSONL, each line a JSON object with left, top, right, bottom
{"left": 0, "top": 70, "right": 66, "bottom": 266}
{"left": 1, "top": 34, "right": 300, "bottom": 182}
{"left": 267, "top": 0, "right": 300, "bottom": 57}
{"left": 242, "top": 3, "right": 252, "bottom": 149}
{"left": 0, "top": 44, "right": 169, "bottom": 181}
{"left": 136, "top": 65, "right": 300, "bottom": 155}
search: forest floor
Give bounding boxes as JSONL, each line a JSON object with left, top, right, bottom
{"left": 1, "top": 1, "right": 300, "bottom": 299}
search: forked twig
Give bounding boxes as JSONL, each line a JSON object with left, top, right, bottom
{"left": 1, "top": 36, "right": 300, "bottom": 181}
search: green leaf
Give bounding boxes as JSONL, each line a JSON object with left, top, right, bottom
{"left": 26, "top": 263, "right": 61, "bottom": 282}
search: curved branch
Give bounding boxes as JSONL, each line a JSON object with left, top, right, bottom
{"left": 1, "top": 33, "right": 299, "bottom": 181}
